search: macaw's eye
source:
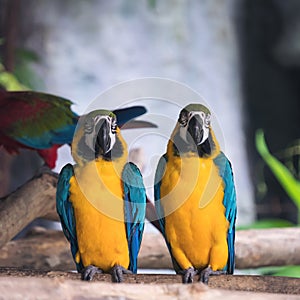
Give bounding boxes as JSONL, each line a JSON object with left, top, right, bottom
{"left": 204, "top": 114, "right": 211, "bottom": 127}
{"left": 85, "top": 118, "right": 94, "bottom": 134}
{"left": 179, "top": 117, "right": 188, "bottom": 127}
{"left": 200, "top": 112, "right": 206, "bottom": 119}
{"left": 111, "top": 119, "right": 117, "bottom": 133}
{"left": 179, "top": 110, "right": 188, "bottom": 127}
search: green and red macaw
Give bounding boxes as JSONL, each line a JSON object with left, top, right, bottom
{"left": 56, "top": 110, "right": 146, "bottom": 282}
{"left": 0, "top": 90, "right": 151, "bottom": 169}
{"left": 154, "top": 103, "right": 237, "bottom": 283}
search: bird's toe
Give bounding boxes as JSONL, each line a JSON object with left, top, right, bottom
{"left": 81, "top": 265, "right": 103, "bottom": 281}
{"left": 180, "top": 267, "right": 198, "bottom": 284}
{"left": 199, "top": 266, "right": 226, "bottom": 284}
{"left": 110, "top": 265, "right": 132, "bottom": 283}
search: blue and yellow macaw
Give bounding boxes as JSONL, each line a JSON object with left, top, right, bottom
{"left": 56, "top": 109, "right": 146, "bottom": 282}
{"left": 154, "top": 103, "right": 237, "bottom": 284}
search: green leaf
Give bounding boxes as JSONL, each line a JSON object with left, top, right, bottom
{"left": 237, "top": 218, "right": 294, "bottom": 230}
{"left": 0, "top": 64, "right": 28, "bottom": 90}
{"left": 258, "top": 265, "right": 300, "bottom": 278}
{"left": 148, "top": 0, "right": 157, "bottom": 9}
{"left": 15, "top": 48, "right": 40, "bottom": 63}
{"left": 255, "top": 129, "right": 300, "bottom": 209}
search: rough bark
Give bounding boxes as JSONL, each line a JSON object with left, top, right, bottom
{"left": 0, "top": 268, "right": 299, "bottom": 296}
{"left": 0, "top": 173, "right": 57, "bottom": 247}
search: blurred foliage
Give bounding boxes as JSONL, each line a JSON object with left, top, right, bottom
{"left": 147, "top": 0, "right": 157, "bottom": 9}
{"left": 0, "top": 63, "right": 28, "bottom": 90}
{"left": 13, "top": 48, "right": 42, "bottom": 89}
{"left": 247, "top": 130, "right": 300, "bottom": 278}
{"left": 255, "top": 129, "right": 300, "bottom": 224}
{"left": 257, "top": 266, "right": 300, "bottom": 278}
{"left": 237, "top": 218, "right": 293, "bottom": 230}
{"left": 0, "top": 37, "right": 42, "bottom": 90}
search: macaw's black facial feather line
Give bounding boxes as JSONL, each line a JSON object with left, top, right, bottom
{"left": 172, "top": 129, "right": 215, "bottom": 158}
{"left": 196, "top": 131, "right": 215, "bottom": 157}
{"left": 77, "top": 134, "right": 124, "bottom": 162}
{"left": 100, "top": 135, "right": 124, "bottom": 161}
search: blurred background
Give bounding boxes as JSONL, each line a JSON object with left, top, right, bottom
{"left": 0, "top": 0, "right": 299, "bottom": 233}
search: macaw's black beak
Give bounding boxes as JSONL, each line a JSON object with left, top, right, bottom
{"left": 187, "top": 114, "right": 203, "bottom": 146}
{"left": 95, "top": 119, "right": 111, "bottom": 155}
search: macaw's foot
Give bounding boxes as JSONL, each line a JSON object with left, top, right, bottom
{"left": 81, "top": 265, "right": 103, "bottom": 281}
{"left": 180, "top": 267, "right": 198, "bottom": 284}
{"left": 110, "top": 265, "right": 132, "bottom": 283}
{"left": 199, "top": 266, "right": 226, "bottom": 284}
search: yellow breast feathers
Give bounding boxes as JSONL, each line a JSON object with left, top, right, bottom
{"left": 161, "top": 154, "right": 229, "bottom": 271}
{"left": 69, "top": 158, "right": 129, "bottom": 272}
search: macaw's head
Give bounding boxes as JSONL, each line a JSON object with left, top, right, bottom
{"left": 172, "top": 104, "right": 217, "bottom": 157}
{"left": 84, "top": 110, "right": 117, "bottom": 156}
{"left": 74, "top": 110, "right": 125, "bottom": 162}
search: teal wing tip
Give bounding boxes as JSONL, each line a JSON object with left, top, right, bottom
{"left": 125, "top": 161, "right": 142, "bottom": 174}
{"left": 59, "top": 163, "right": 74, "bottom": 175}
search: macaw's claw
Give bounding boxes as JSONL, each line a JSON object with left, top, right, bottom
{"left": 110, "top": 265, "right": 132, "bottom": 283}
{"left": 81, "top": 265, "right": 103, "bottom": 281}
{"left": 180, "top": 267, "right": 198, "bottom": 284}
{"left": 199, "top": 266, "right": 226, "bottom": 284}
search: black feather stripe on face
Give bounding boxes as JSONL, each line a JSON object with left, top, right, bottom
{"left": 76, "top": 133, "right": 124, "bottom": 162}
{"left": 172, "top": 128, "right": 215, "bottom": 158}
{"left": 101, "top": 134, "right": 124, "bottom": 161}
{"left": 196, "top": 129, "right": 215, "bottom": 157}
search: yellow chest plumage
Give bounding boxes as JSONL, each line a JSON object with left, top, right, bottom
{"left": 69, "top": 159, "right": 129, "bottom": 272}
{"left": 161, "top": 154, "right": 229, "bottom": 271}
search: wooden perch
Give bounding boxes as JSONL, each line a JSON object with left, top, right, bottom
{"left": 0, "top": 267, "right": 300, "bottom": 296}
{"left": 1, "top": 274, "right": 299, "bottom": 299}
{"left": 0, "top": 172, "right": 57, "bottom": 248}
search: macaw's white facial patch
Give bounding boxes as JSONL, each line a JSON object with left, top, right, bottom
{"left": 179, "top": 111, "right": 211, "bottom": 145}
{"left": 84, "top": 115, "right": 116, "bottom": 153}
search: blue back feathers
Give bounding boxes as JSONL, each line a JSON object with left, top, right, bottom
{"left": 213, "top": 152, "right": 237, "bottom": 274}
{"left": 56, "top": 163, "right": 83, "bottom": 272}
{"left": 122, "top": 162, "right": 146, "bottom": 273}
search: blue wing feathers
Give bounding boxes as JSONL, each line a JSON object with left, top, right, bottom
{"left": 122, "top": 162, "right": 146, "bottom": 273}
{"left": 56, "top": 163, "right": 82, "bottom": 272}
{"left": 15, "top": 113, "right": 78, "bottom": 149}
{"left": 214, "top": 152, "right": 237, "bottom": 274}
{"left": 114, "top": 106, "right": 146, "bottom": 127}
{"left": 15, "top": 106, "right": 146, "bottom": 149}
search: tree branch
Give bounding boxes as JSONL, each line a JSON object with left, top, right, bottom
{"left": 0, "top": 173, "right": 57, "bottom": 247}
{"left": 0, "top": 267, "right": 299, "bottom": 296}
